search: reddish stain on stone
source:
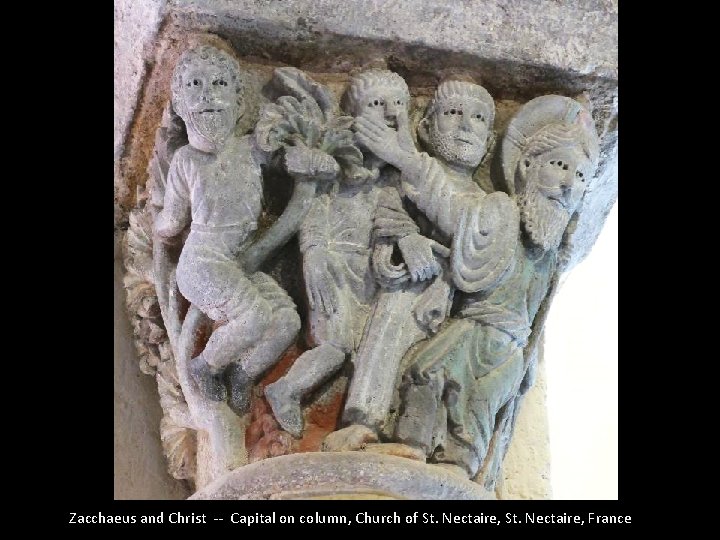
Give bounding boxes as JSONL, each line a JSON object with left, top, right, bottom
{"left": 191, "top": 320, "right": 212, "bottom": 359}
{"left": 247, "top": 343, "right": 346, "bottom": 456}
{"left": 295, "top": 388, "right": 345, "bottom": 453}
{"left": 260, "top": 344, "right": 304, "bottom": 386}
{"left": 245, "top": 395, "right": 293, "bottom": 463}
{"left": 245, "top": 345, "right": 305, "bottom": 462}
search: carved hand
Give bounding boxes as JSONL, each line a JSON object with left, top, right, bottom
{"left": 413, "top": 273, "right": 452, "bottom": 334}
{"left": 303, "top": 247, "right": 343, "bottom": 315}
{"left": 285, "top": 144, "right": 340, "bottom": 183}
{"left": 153, "top": 213, "right": 183, "bottom": 247}
{"left": 372, "top": 242, "right": 410, "bottom": 287}
{"left": 354, "top": 114, "right": 411, "bottom": 168}
{"left": 398, "top": 233, "right": 443, "bottom": 283}
{"left": 396, "top": 109, "right": 417, "bottom": 154}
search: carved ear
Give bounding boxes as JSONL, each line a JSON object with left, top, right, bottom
{"left": 417, "top": 117, "right": 431, "bottom": 151}
{"left": 515, "top": 156, "right": 531, "bottom": 195}
{"left": 479, "top": 131, "right": 496, "bottom": 168}
{"left": 235, "top": 98, "right": 247, "bottom": 122}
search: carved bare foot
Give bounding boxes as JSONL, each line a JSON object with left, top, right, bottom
{"left": 321, "top": 425, "right": 378, "bottom": 452}
{"left": 225, "top": 362, "right": 253, "bottom": 415}
{"left": 264, "top": 379, "right": 304, "bottom": 438}
{"left": 189, "top": 356, "right": 227, "bottom": 402}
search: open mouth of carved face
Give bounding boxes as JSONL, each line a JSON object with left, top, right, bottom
{"left": 385, "top": 118, "right": 398, "bottom": 129}
{"left": 191, "top": 107, "right": 227, "bottom": 120}
{"left": 186, "top": 105, "right": 236, "bottom": 143}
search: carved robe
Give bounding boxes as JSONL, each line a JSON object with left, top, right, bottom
{"left": 298, "top": 169, "right": 415, "bottom": 352}
{"left": 392, "top": 151, "right": 527, "bottom": 475}
{"left": 404, "top": 246, "right": 556, "bottom": 474}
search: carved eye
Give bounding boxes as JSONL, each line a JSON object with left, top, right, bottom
{"left": 458, "top": 110, "right": 463, "bottom": 115}
{"left": 524, "top": 159, "right": 531, "bottom": 167}
{"left": 213, "top": 79, "right": 227, "bottom": 86}
{"left": 379, "top": 100, "right": 385, "bottom": 106}
{"left": 474, "top": 114, "right": 484, "bottom": 121}
{"left": 576, "top": 171, "right": 585, "bottom": 182}
{"left": 450, "top": 109, "right": 456, "bottom": 115}
{"left": 193, "top": 79, "right": 201, "bottom": 86}
{"left": 396, "top": 99, "right": 402, "bottom": 105}
{"left": 444, "top": 110, "right": 449, "bottom": 115}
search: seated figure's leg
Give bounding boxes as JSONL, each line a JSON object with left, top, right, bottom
{"left": 265, "top": 342, "right": 346, "bottom": 437}
{"left": 223, "top": 272, "right": 302, "bottom": 414}
{"left": 226, "top": 306, "right": 301, "bottom": 415}
{"left": 177, "top": 254, "right": 274, "bottom": 402}
{"left": 266, "top": 292, "right": 355, "bottom": 437}
{"left": 432, "top": 326, "right": 525, "bottom": 478}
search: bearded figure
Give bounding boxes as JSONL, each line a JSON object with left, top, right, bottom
{"left": 153, "top": 45, "right": 326, "bottom": 420}
{"left": 355, "top": 92, "right": 599, "bottom": 481}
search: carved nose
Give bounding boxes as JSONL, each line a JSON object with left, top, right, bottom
{"left": 385, "top": 102, "right": 400, "bottom": 117}
{"left": 559, "top": 176, "right": 573, "bottom": 195}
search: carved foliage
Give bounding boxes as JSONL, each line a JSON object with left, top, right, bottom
{"left": 255, "top": 67, "right": 363, "bottom": 177}
{"left": 122, "top": 105, "right": 196, "bottom": 484}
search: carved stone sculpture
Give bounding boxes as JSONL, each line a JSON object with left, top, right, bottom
{"left": 356, "top": 91, "right": 599, "bottom": 482}
{"left": 118, "top": 22, "right": 616, "bottom": 498}
{"left": 265, "top": 70, "right": 438, "bottom": 438}
{"left": 149, "top": 45, "right": 333, "bottom": 478}
{"left": 327, "top": 80, "right": 503, "bottom": 450}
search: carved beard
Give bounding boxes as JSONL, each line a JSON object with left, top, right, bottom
{"left": 184, "top": 106, "right": 238, "bottom": 152}
{"left": 429, "top": 128, "right": 486, "bottom": 170}
{"left": 518, "top": 180, "right": 572, "bottom": 253}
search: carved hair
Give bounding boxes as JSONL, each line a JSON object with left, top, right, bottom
{"left": 343, "top": 70, "right": 410, "bottom": 116}
{"left": 522, "top": 122, "right": 599, "bottom": 166}
{"left": 171, "top": 45, "right": 244, "bottom": 111}
{"left": 425, "top": 80, "right": 495, "bottom": 125}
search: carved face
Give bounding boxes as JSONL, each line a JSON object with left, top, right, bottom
{"left": 357, "top": 89, "right": 408, "bottom": 130}
{"left": 428, "top": 98, "right": 490, "bottom": 169}
{"left": 518, "top": 145, "right": 591, "bottom": 251}
{"left": 175, "top": 62, "right": 241, "bottom": 151}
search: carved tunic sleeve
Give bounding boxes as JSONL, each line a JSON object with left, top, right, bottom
{"left": 299, "top": 192, "right": 330, "bottom": 252}
{"left": 400, "top": 152, "right": 520, "bottom": 293}
{"left": 373, "top": 185, "right": 420, "bottom": 241}
{"left": 155, "top": 151, "right": 191, "bottom": 238}
{"left": 399, "top": 152, "right": 479, "bottom": 238}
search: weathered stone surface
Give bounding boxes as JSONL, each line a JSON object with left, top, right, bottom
{"left": 115, "top": 0, "right": 166, "bottom": 221}
{"left": 114, "top": 234, "right": 190, "bottom": 499}
{"left": 190, "top": 452, "right": 494, "bottom": 500}
{"left": 167, "top": 0, "right": 617, "bottom": 78}
{"left": 115, "top": 0, "right": 617, "bottom": 500}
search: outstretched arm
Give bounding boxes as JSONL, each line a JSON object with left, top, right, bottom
{"left": 239, "top": 144, "right": 338, "bottom": 274}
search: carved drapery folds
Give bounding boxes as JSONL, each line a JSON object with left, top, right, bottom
{"left": 122, "top": 41, "right": 609, "bottom": 498}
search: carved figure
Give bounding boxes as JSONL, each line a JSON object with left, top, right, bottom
{"left": 331, "top": 80, "right": 501, "bottom": 445}
{"left": 265, "top": 70, "right": 437, "bottom": 437}
{"left": 152, "top": 46, "right": 304, "bottom": 419}
{"left": 356, "top": 90, "right": 598, "bottom": 479}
